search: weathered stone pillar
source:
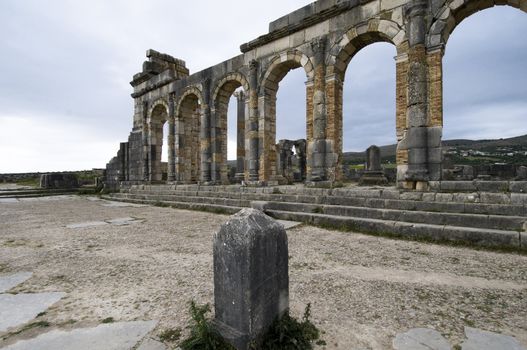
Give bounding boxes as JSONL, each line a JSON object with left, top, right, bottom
{"left": 427, "top": 45, "right": 444, "bottom": 181}
{"left": 325, "top": 74, "right": 343, "bottom": 182}
{"left": 395, "top": 52, "right": 410, "bottom": 186}
{"left": 167, "top": 94, "right": 176, "bottom": 182}
{"left": 142, "top": 101, "right": 150, "bottom": 182}
{"left": 213, "top": 209, "right": 289, "bottom": 350}
{"left": 201, "top": 79, "right": 212, "bottom": 183}
{"left": 404, "top": 0, "right": 429, "bottom": 189}
{"left": 235, "top": 91, "right": 246, "bottom": 181}
{"left": 119, "top": 142, "right": 126, "bottom": 181}
{"left": 247, "top": 60, "right": 260, "bottom": 182}
{"left": 308, "top": 37, "right": 328, "bottom": 182}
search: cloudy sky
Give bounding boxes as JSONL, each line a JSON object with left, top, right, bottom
{"left": 0, "top": 1, "right": 525, "bottom": 172}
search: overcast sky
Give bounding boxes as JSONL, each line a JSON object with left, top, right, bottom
{"left": 0, "top": 1, "right": 525, "bottom": 172}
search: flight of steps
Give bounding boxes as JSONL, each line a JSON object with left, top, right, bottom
{"left": 102, "top": 183, "right": 527, "bottom": 250}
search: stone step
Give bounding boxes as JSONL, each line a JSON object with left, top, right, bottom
{"left": 0, "top": 189, "right": 80, "bottom": 198}
{"left": 264, "top": 210, "right": 525, "bottom": 250}
{"left": 106, "top": 192, "right": 526, "bottom": 232}
{"left": 116, "top": 189, "right": 527, "bottom": 217}
{"left": 100, "top": 195, "right": 242, "bottom": 215}
{"left": 252, "top": 201, "right": 526, "bottom": 232}
{"left": 109, "top": 192, "right": 250, "bottom": 208}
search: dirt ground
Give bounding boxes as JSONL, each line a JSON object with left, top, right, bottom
{"left": 0, "top": 194, "right": 526, "bottom": 349}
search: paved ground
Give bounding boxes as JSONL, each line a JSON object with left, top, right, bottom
{"left": 0, "top": 195, "right": 526, "bottom": 349}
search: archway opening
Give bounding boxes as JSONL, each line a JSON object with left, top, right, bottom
{"left": 342, "top": 42, "right": 397, "bottom": 183}
{"left": 443, "top": 6, "right": 527, "bottom": 180}
{"left": 216, "top": 80, "right": 247, "bottom": 184}
{"left": 262, "top": 58, "right": 308, "bottom": 184}
{"left": 150, "top": 104, "right": 169, "bottom": 182}
{"left": 176, "top": 94, "right": 201, "bottom": 183}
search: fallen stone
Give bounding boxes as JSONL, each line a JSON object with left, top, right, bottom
{"left": 106, "top": 217, "right": 144, "bottom": 226}
{"left": 277, "top": 219, "right": 302, "bottom": 230}
{"left": 461, "top": 327, "right": 526, "bottom": 350}
{"left": 66, "top": 221, "right": 108, "bottom": 229}
{"left": 2, "top": 320, "right": 157, "bottom": 350}
{"left": 101, "top": 201, "right": 145, "bottom": 207}
{"left": 0, "top": 198, "right": 19, "bottom": 204}
{"left": 0, "top": 272, "right": 32, "bottom": 293}
{"left": 0, "top": 292, "right": 66, "bottom": 332}
{"left": 393, "top": 328, "right": 451, "bottom": 350}
{"left": 137, "top": 337, "right": 167, "bottom": 350}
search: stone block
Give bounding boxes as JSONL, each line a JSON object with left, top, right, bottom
{"left": 511, "top": 193, "right": 527, "bottom": 205}
{"left": 214, "top": 209, "right": 288, "bottom": 350}
{"left": 509, "top": 181, "right": 527, "bottom": 193}
{"left": 475, "top": 181, "right": 509, "bottom": 193}
{"left": 440, "top": 181, "right": 476, "bottom": 192}
{"left": 480, "top": 192, "right": 509, "bottom": 204}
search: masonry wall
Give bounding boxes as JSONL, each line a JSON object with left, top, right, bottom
{"left": 105, "top": 0, "right": 527, "bottom": 189}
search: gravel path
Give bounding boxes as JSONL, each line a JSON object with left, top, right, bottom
{"left": 0, "top": 195, "right": 526, "bottom": 349}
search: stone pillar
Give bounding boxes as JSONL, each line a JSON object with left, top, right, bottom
{"left": 325, "top": 74, "right": 343, "bottom": 182}
{"left": 213, "top": 209, "right": 289, "bottom": 350}
{"left": 167, "top": 94, "right": 176, "bottom": 182}
{"left": 395, "top": 52, "right": 410, "bottom": 186}
{"left": 404, "top": 0, "right": 429, "bottom": 189}
{"left": 427, "top": 45, "right": 444, "bottom": 181}
{"left": 308, "top": 37, "right": 328, "bottom": 182}
{"left": 142, "top": 101, "right": 150, "bottom": 182}
{"left": 247, "top": 60, "right": 260, "bottom": 182}
{"left": 119, "top": 142, "right": 126, "bottom": 181}
{"left": 235, "top": 91, "right": 246, "bottom": 181}
{"left": 201, "top": 79, "right": 212, "bottom": 183}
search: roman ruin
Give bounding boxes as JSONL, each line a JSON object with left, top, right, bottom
{"left": 106, "top": 0, "right": 527, "bottom": 190}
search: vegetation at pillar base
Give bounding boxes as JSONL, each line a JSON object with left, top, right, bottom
{"left": 179, "top": 301, "right": 235, "bottom": 350}
{"left": 252, "top": 303, "right": 325, "bottom": 350}
{"left": 178, "top": 301, "right": 324, "bottom": 350}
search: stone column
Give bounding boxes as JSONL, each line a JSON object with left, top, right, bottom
{"left": 247, "top": 60, "right": 260, "bottom": 182}
{"left": 404, "top": 0, "right": 429, "bottom": 189}
{"left": 142, "top": 101, "right": 150, "bottom": 182}
{"left": 118, "top": 142, "right": 127, "bottom": 182}
{"left": 324, "top": 74, "right": 343, "bottom": 182}
{"left": 235, "top": 91, "right": 246, "bottom": 181}
{"left": 427, "top": 45, "right": 444, "bottom": 181}
{"left": 395, "top": 52, "right": 410, "bottom": 186}
{"left": 167, "top": 94, "right": 176, "bottom": 182}
{"left": 308, "top": 37, "right": 327, "bottom": 182}
{"left": 201, "top": 79, "right": 212, "bottom": 184}
{"left": 214, "top": 209, "right": 288, "bottom": 350}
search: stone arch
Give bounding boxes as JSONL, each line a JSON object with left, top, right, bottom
{"left": 175, "top": 86, "right": 203, "bottom": 183}
{"left": 327, "top": 19, "right": 407, "bottom": 80}
{"left": 325, "top": 19, "right": 407, "bottom": 181}
{"left": 147, "top": 100, "right": 170, "bottom": 182}
{"left": 211, "top": 72, "right": 250, "bottom": 183}
{"left": 428, "top": 0, "right": 527, "bottom": 47}
{"left": 259, "top": 49, "right": 315, "bottom": 181}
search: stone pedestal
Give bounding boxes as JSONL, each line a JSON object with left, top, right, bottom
{"left": 213, "top": 209, "right": 289, "bottom": 350}
{"left": 359, "top": 145, "right": 388, "bottom": 186}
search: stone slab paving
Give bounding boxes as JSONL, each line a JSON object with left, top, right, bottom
{"left": 66, "top": 217, "right": 144, "bottom": 229}
{"left": 136, "top": 337, "right": 167, "bottom": 350}
{"left": 0, "top": 320, "right": 157, "bottom": 350}
{"left": 0, "top": 293, "right": 66, "bottom": 333}
{"left": 393, "top": 328, "right": 451, "bottom": 350}
{"left": 0, "top": 273, "right": 32, "bottom": 293}
{"left": 101, "top": 200, "right": 146, "bottom": 208}
{"left": 462, "top": 327, "right": 527, "bottom": 350}
{"left": 277, "top": 219, "right": 302, "bottom": 230}
{"left": 66, "top": 221, "right": 109, "bottom": 229}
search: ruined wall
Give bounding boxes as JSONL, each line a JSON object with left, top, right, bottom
{"left": 105, "top": 0, "right": 527, "bottom": 189}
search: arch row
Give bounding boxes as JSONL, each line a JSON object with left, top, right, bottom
{"left": 120, "top": 0, "right": 525, "bottom": 188}
{"left": 427, "top": 0, "right": 527, "bottom": 47}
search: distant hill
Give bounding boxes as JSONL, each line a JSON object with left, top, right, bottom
{"left": 343, "top": 134, "right": 527, "bottom": 164}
